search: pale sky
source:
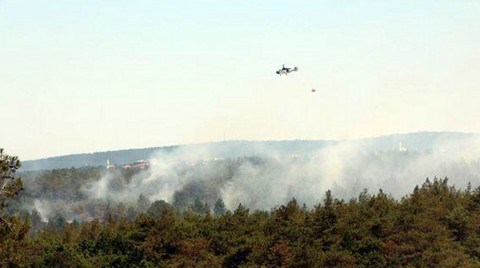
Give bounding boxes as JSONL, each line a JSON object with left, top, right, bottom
{"left": 1, "top": 1, "right": 480, "bottom": 160}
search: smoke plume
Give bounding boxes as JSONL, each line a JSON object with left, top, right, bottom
{"left": 82, "top": 133, "right": 480, "bottom": 211}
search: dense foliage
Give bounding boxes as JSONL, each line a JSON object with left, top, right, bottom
{"left": 0, "top": 149, "right": 23, "bottom": 234}
{"left": 1, "top": 177, "right": 480, "bottom": 267}
{"left": 13, "top": 156, "right": 283, "bottom": 223}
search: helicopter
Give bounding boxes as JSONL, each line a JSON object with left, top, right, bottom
{"left": 276, "top": 64, "right": 298, "bottom": 76}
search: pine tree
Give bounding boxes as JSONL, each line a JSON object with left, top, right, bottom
{"left": 147, "top": 200, "right": 175, "bottom": 219}
{"left": 193, "top": 197, "right": 210, "bottom": 214}
{"left": 30, "top": 208, "right": 44, "bottom": 233}
{"left": 137, "top": 193, "right": 150, "bottom": 213}
{"left": 214, "top": 198, "right": 226, "bottom": 216}
{"left": 0, "top": 148, "right": 23, "bottom": 231}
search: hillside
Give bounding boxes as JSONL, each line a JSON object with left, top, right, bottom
{"left": 21, "top": 132, "right": 478, "bottom": 171}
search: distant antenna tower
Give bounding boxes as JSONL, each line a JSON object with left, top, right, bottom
{"left": 399, "top": 142, "right": 407, "bottom": 152}
{"left": 106, "top": 159, "right": 115, "bottom": 169}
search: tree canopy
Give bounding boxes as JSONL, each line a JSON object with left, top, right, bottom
{"left": 1, "top": 175, "right": 480, "bottom": 267}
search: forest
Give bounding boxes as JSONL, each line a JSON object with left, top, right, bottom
{"left": 2, "top": 150, "right": 480, "bottom": 267}
{"left": 2, "top": 178, "right": 480, "bottom": 267}
{"left": 3, "top": 0, "right": 480, "bottom": 265}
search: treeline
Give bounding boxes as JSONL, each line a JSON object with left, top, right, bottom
{"left": 11, "top": 157, "right": 263, "bottom": 222}
{"left": 1, "top": 178, "right": 480, "bottom": 267}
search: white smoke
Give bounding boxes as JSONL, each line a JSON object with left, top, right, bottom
{"left": 82, "top": 144, "right": 218, "bottom": 204}
{"left": 81, "top": 134, "right": 480, "bottom": 211}
{"left": 223, "top": 135, "right": 480, "bottom": 209}
{"left": 33, "top": 199, "right": 51, "bottom": 222}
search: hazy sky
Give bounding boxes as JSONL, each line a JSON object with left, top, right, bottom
{"left": 1, "top": 1, "right": 479, "bottom": 160}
